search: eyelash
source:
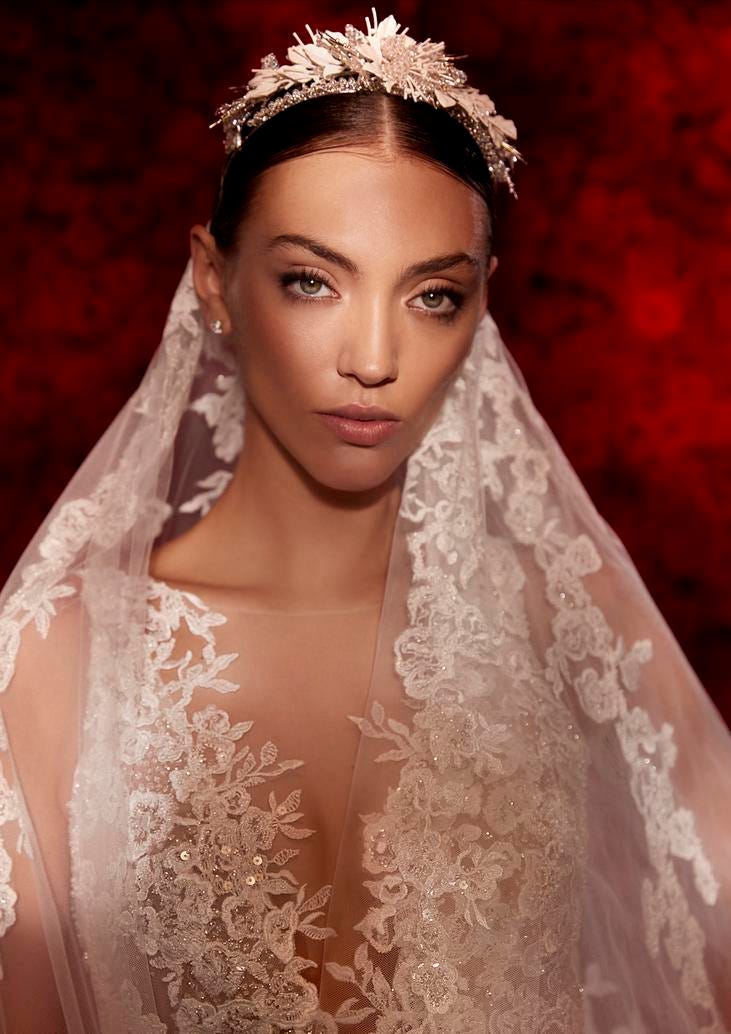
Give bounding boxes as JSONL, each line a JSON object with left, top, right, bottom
{"left": 279, "top": 267, "right": 466, "bottom": 323}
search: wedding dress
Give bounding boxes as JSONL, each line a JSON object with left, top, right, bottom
{"left": 0, "top": 259, "right": 728, "bottom": 1033}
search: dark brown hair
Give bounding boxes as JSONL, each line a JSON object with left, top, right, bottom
{"left": 209, "top": 91, "right": 497, "bottom": 258}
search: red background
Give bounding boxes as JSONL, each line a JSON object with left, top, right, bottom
{"left": 2, "top": 1, "right": 729, "bottom": 723}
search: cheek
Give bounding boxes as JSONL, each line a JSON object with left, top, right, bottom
{"left": 401, "top": 331, "right": 473, "bottom": 422}
{"left": 236, "top": 303, "right": 328, "bottom": 405}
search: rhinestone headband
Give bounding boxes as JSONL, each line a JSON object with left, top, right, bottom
{"left": 210, "top": 9, "right": 522, "bottom": 197}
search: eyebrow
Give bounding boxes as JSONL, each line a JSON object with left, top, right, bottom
{"left": 265, "top": 233, "right": 481, "bottom": 281}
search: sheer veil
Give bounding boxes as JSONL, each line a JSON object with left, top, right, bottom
{"left": 0, "top": 256, "right": 728, "bottom": 1032}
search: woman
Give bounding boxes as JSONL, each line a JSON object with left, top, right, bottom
{"left": 0, "top": 12, "right": 728, "bottom": 1033}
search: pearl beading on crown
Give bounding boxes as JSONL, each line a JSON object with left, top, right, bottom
{"left": 209, "top": 9, "right": 523, "bottom": 197}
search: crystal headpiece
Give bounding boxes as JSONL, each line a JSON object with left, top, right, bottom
{"left": 210, "top": 9, "right": 522, "bottom": 197}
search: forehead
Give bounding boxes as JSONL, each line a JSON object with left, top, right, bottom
{"left": 239, "top": 149, "right": 488, "bottom": 262}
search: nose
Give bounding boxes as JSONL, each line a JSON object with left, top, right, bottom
{"left": 337, "top": 298, "right": 398, "bottom": 387}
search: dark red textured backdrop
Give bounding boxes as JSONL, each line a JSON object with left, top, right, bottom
{"left": 1, "top": 1, "right": 729, "bottom": 722}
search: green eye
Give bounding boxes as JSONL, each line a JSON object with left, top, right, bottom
{"left": 300, "top": 276, "right": 323, "bottom": 295}
{"left": 280, "top": 269, "right": 336, "bottom": 300}
{"left": 422, "top": 290, "right": 445, "bottom": 309}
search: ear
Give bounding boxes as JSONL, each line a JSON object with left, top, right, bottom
{"left": 190, "top": 225, "right": 233, "bottom": 333}
{"left": 486, "top": 254, "right": 498, "bottom": 281}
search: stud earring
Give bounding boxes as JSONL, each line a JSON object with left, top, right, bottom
{"left": 210, "top": 319, "right": 224, "bottom": 335}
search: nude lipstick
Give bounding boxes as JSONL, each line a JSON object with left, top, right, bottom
{"left": 316, "top": 404, "right": 401, "bottom": 446}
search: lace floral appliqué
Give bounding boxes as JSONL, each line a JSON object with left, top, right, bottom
{"left": 119, "top": 580, "right": 337, "bottom": 1032}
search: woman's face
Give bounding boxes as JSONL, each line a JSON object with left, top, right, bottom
{"left": 192, "top": 148, "right": 496, "bottom": 494}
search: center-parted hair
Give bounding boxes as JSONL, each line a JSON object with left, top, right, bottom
{"left": 209, "top": 91, "right": 497, "bottom": 260}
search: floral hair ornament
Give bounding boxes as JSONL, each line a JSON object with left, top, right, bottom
{"left": 210, "top": 8, "right": 523, "bottom": 197}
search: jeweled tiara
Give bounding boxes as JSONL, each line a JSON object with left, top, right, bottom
{"left": 210, "top": 9, "right": 522, "bottom": 196}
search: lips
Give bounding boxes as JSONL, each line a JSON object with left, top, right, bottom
{"left": 316, "top": 404, "right": 401, "bottom": 446}
{"left": 321, "top": 404, "right": 399, "bottom": 421}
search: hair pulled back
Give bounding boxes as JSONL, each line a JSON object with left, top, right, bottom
{"left": 209, "top": 91, "right": 497, "bottom": 259}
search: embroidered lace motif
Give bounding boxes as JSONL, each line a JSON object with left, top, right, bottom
{"left": 118, "top": 578, "right": 339, "bottom": 1033}
{"left": 124, "top": 574, "right": 585, "bottom": 1034}
{"left": 475, "top": 340, "right": 723, "bottom": 1029}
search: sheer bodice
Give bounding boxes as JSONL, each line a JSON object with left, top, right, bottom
{"left": 121, "top": 575, "right": 383, "bottom": 1028}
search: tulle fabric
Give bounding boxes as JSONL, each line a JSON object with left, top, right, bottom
{"left": 0, "top": 258, "right": 728, "bottom": 1032}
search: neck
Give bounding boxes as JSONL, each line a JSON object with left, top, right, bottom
{"left": 156, "top": 407, "right": 405, "bottom": 610}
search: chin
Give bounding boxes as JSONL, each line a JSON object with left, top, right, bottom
{"left": 306, "top": 450, "right": 406, "bottom": 496}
